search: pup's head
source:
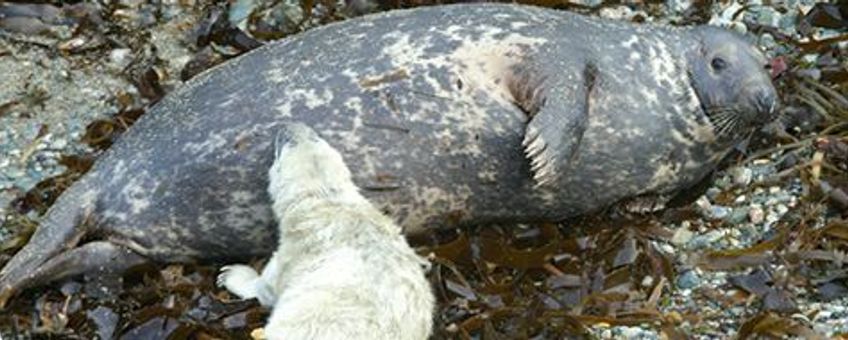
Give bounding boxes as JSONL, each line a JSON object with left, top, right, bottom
{"left": 268, "top": 123, "right": 359, "bottom": 214}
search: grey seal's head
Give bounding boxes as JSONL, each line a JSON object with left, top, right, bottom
{"left": 686, "top": 26, "right": 779, "bottom": 141}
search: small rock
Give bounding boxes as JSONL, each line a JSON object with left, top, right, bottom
{"left": 666, "top": 0, "right": 692, "bottom": 13}
{"left": 796, "top": 68, "right": 821, "bottom": 80}
{"left": 108, "top": 48, "right": 133, "bottom": 70}
{"left": 87, "top": 306, "right": 119, "bottom": 340}
{"left": 695, "top": 196, "right": 712, "bottom": 211}
{"left": 672, "top": 227, "right": 694, "bottom": 245}
{"left": 619, "top": 326, "right": 657, "bottom": 339}
{"left": 731, "top": 167, "right": 753, "bottom": 186}
{"left": 14, "top": 176, "right": 37, "bottom": 191}
{"left": 778, "top": 12, "right": 799, "bottom": 33}
{"left": 729, "top": 306, "right": 745, "bottom": 316}
{"left": 677, "top": 270, "right": 701, "bottom": 290}
{"left": 705, "top": 187, "right": 721, "bottom": 200}
{"left": 801, "top": 54, "right": 819, "bottom": 64}
{"left": 690, "top": 230, "right": 723, "bottom": 248}
{"left": 749, "top": 205, "right": 765, "bottom": 224}
{"left": 228, "top": 0, "right": 256, "bottom": 28}
{"left": 572, "top": 0, "right": 603, "bottom": 6}
{"left": 710, "top": 205, "right": 731, "bottom": 220}
{"left": 713, "top": 176, "right": 731, "bottom": 189}
{"left": 728, "top": 237, "right": 740, "bottom": 247}
{"left": 6, "top": 166, "right": 24, "bottom": 178}
{"left": 759, "top": 33, "right": 777, "bottom": 50}
{"left": 598, "top": 6, "right": 636, "bottom": 21}
{"left": 753, "top": 6, "right": 781, "bottom": 27}
{"left": 51, "top": 137, "right": 68, "bottom": 149}
{"left": 728, "top": 207, "right": 750, "bottom": 224}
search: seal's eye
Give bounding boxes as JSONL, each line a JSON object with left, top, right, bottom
{"left": 711, "top": 57, "right": 727, "bottom": 71}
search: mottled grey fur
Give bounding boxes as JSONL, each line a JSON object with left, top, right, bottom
{"left": 0, "top": 3, "right": 777, "bottom": 305}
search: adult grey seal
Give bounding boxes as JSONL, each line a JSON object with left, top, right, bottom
{"left": 0, "top": 3, "right": 778, "bottom": 306}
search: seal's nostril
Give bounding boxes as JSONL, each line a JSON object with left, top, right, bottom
{"left": 756, "top": 91, "right": 777, "bottom": 117}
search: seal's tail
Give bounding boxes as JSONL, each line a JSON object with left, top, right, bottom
{"left": 0, "top": 182, "right": 92, "bottom": 308}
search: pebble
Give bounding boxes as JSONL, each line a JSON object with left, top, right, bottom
{"left": 672, "top": 227, "right": 694, "bottom": 245}
{"left": 695, "top": 196, "right": 712, "bottom": 211}
{"left": 731, "top": 167, "right": 753, "bottom": 186}
{"left": 705, "top": 187, "right": 721, "bottom": 200}
{"left": 753, "top": 6, "right": 781, "bottom": 27}
{"left": 713, "top": 176, "right": 731, "bottom": 190}
{"left": 748, "top": 205, "right": 765, "bottom": 224}
{"left": 710, "top": 206, "right": 731, "bottom": 220}
{"left": 617, "top": 326, "right": 659, "bottom": 339}
{"left": 228, "top": 0, "right": 255, "bottom": 28}
{"left": 665, "top": 0, "right": 692, "bottom": 13}
{"left": 801, "top": 54, "right": 819, "bottom": 64}
{"left": 759, "top": 33, "right": 777, "bottom": 50}
{"left": 689, "top": 231, "right": 717, "bottom": 248}
{"left": 571, "top": 0, "right": 603, "bottom": 6}
{"left": 108, "top": 48, "right": 133, "bottom": 70}
{"left": 50, "top": 138, "right": 68, "bottom": 150}
{"left": 598, "top": 6, "right": 636, "bottom": 21}
{"left": 677, "top": 270, "right": 701, "bottom": 290}
{"left": 728, "top": 207, "right": 750, "bottom": 224}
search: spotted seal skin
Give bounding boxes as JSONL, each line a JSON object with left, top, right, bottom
{"left": 0, "top": 3, "right": 778, "bottom": 305}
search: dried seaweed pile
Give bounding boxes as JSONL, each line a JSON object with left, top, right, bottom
{"left": 419, "top": 207, "right": 848, "bottom": 338}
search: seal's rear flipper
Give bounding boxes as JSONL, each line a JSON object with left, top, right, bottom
{"left": 0, "top": 184, "right": 97, "bottom": 308}
{"left": 0, "top": 241, "right": 146, "bottom": 307}
{"left": 512, "top": 61, "right": 597, "bottom": 187}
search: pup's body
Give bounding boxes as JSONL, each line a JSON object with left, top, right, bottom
{"left": 218, "top": 123, "right": 434, "bottom": 340}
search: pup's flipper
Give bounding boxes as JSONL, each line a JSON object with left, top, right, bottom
{"left": 217, "top": 264, "right": 275, "bottom": 306}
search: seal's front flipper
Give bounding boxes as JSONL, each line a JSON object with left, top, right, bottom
{"left": 0, "top": 241, "right": 145, "bottom": 307}
{"left": 512, "top": 62, "right": 597, "bottom": 187}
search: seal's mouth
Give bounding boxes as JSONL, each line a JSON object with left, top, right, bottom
{"left": 686, "top": 69, "right": 777, "bottom": 142}
{"left": 685, "top": 72, "right": 743, "bottom": 141}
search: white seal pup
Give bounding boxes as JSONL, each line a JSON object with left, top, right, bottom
{"left": 217, "top": 123, "right": 434, "bottom": 340}
{"left": 0, "top": 3, "right": 779, "bottom": 305}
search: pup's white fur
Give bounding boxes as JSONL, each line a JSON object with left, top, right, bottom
{"left": 218, "top": 123, "right": 434, "bottom": 340}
